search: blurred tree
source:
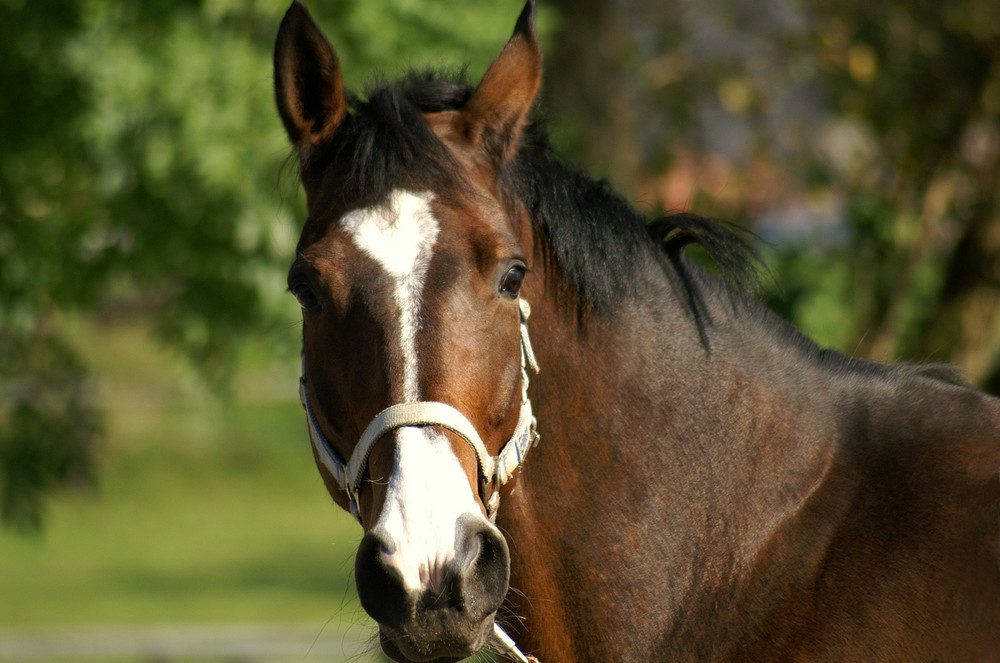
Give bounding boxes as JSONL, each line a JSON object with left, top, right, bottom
{"left": 544, "top": 0, "right": 1000, "bottom": 388}
{"left": 1, "top": 0, "right": 101, "bottom": 530}
{"left": 8, "top": 0, "right": 995, "bottom": 530}
{"left": 0, "top": 0, "right": 548, "bottom": 530}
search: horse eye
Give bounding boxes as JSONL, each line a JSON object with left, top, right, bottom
{"left": 500, "top": 266, "right": 526, "bottom": 297}
{"left": 291, "top": 283, "right": 318, "bottom": 310}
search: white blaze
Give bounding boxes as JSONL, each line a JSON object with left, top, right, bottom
{"left": 378, "top": 427, "right": 481, "bottom": 591}
{"left": 341, "top": 189, "right": 439, "bottom": 401}
{"left": 341, "top": 189, "right": 484, "bottom": 592}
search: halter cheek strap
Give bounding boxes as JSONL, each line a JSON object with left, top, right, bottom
{"left": 298, "top": 298, "right": 540, "bottom": 523}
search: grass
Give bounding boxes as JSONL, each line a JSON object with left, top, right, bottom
{"left": 0, "top": 317, "right": 378, "bottom": 659}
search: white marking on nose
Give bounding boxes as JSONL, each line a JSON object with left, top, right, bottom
{"left": 377, "top": 427, "right": 483, "bottom": 591}
{"left": 340, "top": 189, "right": 487, "bottom": 592}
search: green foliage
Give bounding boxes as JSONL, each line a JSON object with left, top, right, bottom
{"left": 763, "top": 246, "right": 856, "bottom": 352}
{"left": 1, "top": 0, "right": 101, "bottom": 530}
{"left": 0, "top": 324, "right": 99, "bottom": 531}
{"left": 8, "top": 0, "right": 997, "bottom": 532}
{"left": 0, "top": 0, "right": 545, "bottom": 529}
{"left": 545, "top": 0, "right": 1000, "bottom": 382}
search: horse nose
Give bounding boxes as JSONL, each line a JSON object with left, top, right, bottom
{"left": 452, "top": 514, "right": 510, "bottom": 618}
{"left": 354, "top": 515, "right": 510, "bottom": 629}
{"left": 355, "top": 530, "right": 409, "bottom": 627}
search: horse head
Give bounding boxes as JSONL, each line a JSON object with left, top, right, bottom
{"left": 275, "top": 2, "right": 541, "bottom": 660}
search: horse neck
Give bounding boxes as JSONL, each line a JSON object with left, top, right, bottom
{"left": 501, "top": 250, "right": 1000, "bottom": 660}
{"left": 501, "top": 258, "right": 848, "bottom": 657}
{"left": 523, "top": 256, "right": 838, "bottom": 467}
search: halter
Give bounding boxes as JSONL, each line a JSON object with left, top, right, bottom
{"left": 298, "top": 297, "right": 540, "bottom": 663}
{"left": 298, "top": 297, "right": 540, "bottom": 523}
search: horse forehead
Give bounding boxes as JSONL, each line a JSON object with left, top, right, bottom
{"left": 339, "top": 190, "right": 441, "bottom": 274}
{"left": 332, "top": 188, "right": 514, "bottom": 274}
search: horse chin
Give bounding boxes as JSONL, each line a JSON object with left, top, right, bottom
{"left": 377, "top": 615, "right": 495, "bottom": 663}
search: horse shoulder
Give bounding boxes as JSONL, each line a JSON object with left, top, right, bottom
{"left": 788, "top": 369, "right": 1000, "bottom": 661}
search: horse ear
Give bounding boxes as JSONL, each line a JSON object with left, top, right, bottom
{"left": 273, "top": 1, "right": 346, "bottom": 158}
{"left": 461, "top": 0, "right": 541, "bottom": 165}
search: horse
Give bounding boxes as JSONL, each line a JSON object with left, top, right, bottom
{"left": 273, "top": 1, "right": 1000, "bottom": 661}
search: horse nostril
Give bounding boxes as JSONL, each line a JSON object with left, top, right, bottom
{"left": 453, "top": 514, "right": 510, "bottom": 620}
{"left": 355, "top": 517, "right": 510, "bottom": 633}
{"left": 355, "top": 530, "right": 409, "bottom": 628}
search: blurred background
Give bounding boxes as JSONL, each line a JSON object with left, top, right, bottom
{"left": 1, "top": 0, "right": 998, "bottom": 660}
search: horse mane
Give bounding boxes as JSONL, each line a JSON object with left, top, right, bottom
{"left": 329, "top": 69, "right": 762, "bottom": 314}
{"left": 504, "top": 119, "right": 766, "bottom": 314}
{"left": 311, "top": 69, "right": 972, "bottom": 392}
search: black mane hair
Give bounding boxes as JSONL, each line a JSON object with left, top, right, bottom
{"left": 325, "top": 69, "right": 761, "bottom": 314}
{"left": 504, "top": 122, "right": 763, "bottom": 313}
{"left": 312, "top": 70, "right": 474, "bottom": 208}
{"left": 502, "top": 122, "right": 654, "bottom": 312}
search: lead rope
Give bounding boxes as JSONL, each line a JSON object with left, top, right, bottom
{"left": 493, "top": 621, "right": 539, "bottom": 663}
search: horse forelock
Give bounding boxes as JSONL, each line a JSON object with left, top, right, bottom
{"left": 300, "top": 71, "right": 473, "bottom": 214}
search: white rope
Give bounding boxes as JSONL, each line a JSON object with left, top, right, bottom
{"left": 492, "top": 622, "right": 532, "bottom": 663}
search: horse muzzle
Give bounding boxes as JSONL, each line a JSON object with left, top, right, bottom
{"left": 355, "top": 515, "right": 511, "bottom": 662}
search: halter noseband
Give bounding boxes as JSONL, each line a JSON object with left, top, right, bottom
{"left": 298, "top": 298, "right": 540, "bottom": 523}
{"left": 297, "top": 298, "right": 540, "bottom": 663}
